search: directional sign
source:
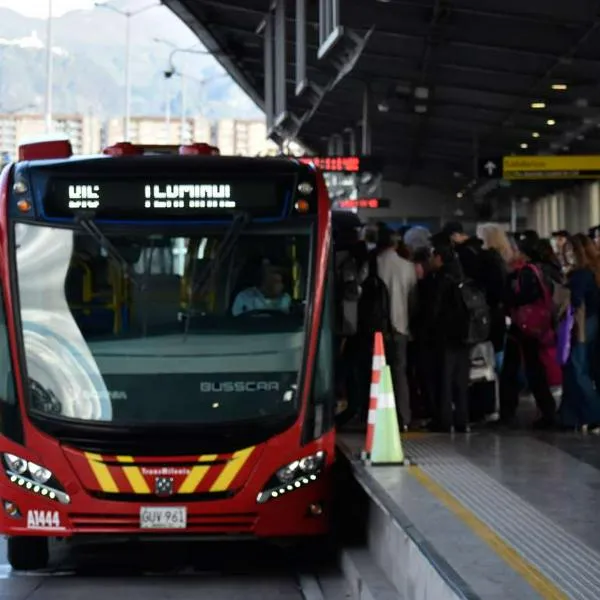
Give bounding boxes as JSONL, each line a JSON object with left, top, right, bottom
{"left": 503, "top": 155, "right": 600, "bottom": 180}
{"left": 478, "top": 157, "right": 503, "bottom": 179}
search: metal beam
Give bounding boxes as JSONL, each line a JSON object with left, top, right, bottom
{"left": 196, "top": 0, "right": 588, "bottom": 31}
{"left": 212, "top": 20, "right": 600, "bottom": 76}
{"left": 295, "top": 0, "right": 307, "bottom": 95}
{"left": 263, "top": 13, "right": 274, "bottom": 130}
{"left": 274, "top": 0, "right": 286, "bottom": 119}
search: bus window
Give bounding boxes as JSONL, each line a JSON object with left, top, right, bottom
{"left": 14, "top": 223, "right": 312, "bottom": 425}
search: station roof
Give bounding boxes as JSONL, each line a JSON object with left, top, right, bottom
{"left": 164, "top": 0, "right": 600, "bottom": 193}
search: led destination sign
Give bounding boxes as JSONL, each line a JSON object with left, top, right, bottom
{"left": 66, "top": 184, "right": 236, "bottom": 210}
{"left": 42, "top": 179, "right": 282, "bottom": 220}
{"left": 296, "top": 155, "right": 383, "bottom": 173}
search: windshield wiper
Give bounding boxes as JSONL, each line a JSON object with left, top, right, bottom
{"left": 75, "top": 215, "right": 155, "bottom": 336}
{"left": 75, "top": 215, "right": 143, "bottom": 291}
{"left": 182, "top": 211, "right": 250, "bottom": 338}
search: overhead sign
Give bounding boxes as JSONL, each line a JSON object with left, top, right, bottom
{"left": 297, "top": 155, "right": 383, "bottom": 173}
{"left": 335, "top": 198, "right": 390, "bottom": 209}
{"left": 478, "top": 157, "right": 503, "bottom": 179}
{"left": 503, "top": 155, "right": 600, "bottom": 180}
{"left": 479, "top": 155, "right": 600, "bottom": 180}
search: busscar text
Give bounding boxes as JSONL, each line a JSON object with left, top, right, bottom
{"left": 200, "top": 381, "right": 280, "bottom": 393}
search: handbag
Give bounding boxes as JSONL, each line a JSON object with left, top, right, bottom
{"left": 556, "top": 305, "right": 574, "bottom": 365}
{"left": 512, "top": 263, "right": 554, "bottom": 343}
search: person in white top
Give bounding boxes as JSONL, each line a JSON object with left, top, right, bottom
{"left": 232, "top": 264, "right": 291, "bottom": 316}
{"left": 375, "top": 226, "right": 418, "bottom": 429}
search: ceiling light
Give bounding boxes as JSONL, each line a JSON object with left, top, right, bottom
{"left": 531, "top": 102, "right": 546, "bottom": 109}
{"left": 520, "top": 143, "right": 528, "bottom": 149}
{"left": 552, "top": 84, "right": 567, "bottom": 91}
{"left": 532, "top": 132, "right": 540, "bottom": 138}
{"left": 547, "top": 119, "right": 556, "bottom": 126}
{"left": 414, "top": 86, "right": 429, "bottom": 100}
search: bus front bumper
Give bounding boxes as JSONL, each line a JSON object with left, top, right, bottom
{"left": 0, "top": 476, "right": 330, "bottom": 538}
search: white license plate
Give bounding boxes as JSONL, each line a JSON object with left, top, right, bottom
{"left": 140, "top": 506, "right": 187, "bottom": 529}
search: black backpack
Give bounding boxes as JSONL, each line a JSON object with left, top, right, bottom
{"left": 357, "top": 254, "right": 392, "bottom": 335}
{"left": 449, "top": 277, "right": 490, "bottom": 345}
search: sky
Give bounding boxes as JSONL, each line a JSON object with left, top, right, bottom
{"left": 0, "top": 0, "right": 169, "bottom": 18}
{"left": 0, "top": 0, "right": 95, "bottom": 17}
{"left": 0, "top": 0, "right": 262, "bottom": 117}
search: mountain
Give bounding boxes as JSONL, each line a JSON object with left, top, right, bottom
{"left": 0, "top": 5, "right": 262, "bottom": 119}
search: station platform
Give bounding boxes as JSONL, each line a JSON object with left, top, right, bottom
{"left": 338, "top": 431, "right": 600, "bottom": 600}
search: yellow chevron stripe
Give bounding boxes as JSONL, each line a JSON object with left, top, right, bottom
{"left": 85, "top": 452, "right": 118, "bottom": 493}
{"left": 116, "top": 456, "right": 151, "bottom": 493}
{"left": 210, "top": 447, "right": 255, "bottom": 492}
{"left": 178, "top": 454, "right": 219, "bottom": 494}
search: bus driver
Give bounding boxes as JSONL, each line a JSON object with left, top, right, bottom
{"left": 232, "top": 263, "right": 291, "bottom": 316}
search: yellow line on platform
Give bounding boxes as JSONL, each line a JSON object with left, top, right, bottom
{"left": 408, "top": 466, "right": 568, "bottom": 600}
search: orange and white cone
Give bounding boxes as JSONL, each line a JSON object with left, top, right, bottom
{"left": 362, "top": 331, "right": 386, "bottom": 461}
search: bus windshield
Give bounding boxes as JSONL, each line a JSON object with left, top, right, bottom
{"left": 13, "top": 221, "right": 312, "bottom": 426}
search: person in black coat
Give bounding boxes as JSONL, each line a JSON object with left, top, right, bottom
{"left": 426, "top": 239, "right": 471, "bottom": 433}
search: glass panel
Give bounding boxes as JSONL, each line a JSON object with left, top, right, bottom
{"left": 14, "top": 223, "right": 311, "bottom": 426}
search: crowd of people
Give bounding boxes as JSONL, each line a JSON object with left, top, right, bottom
{"left": 334, "top": 220, "right": 600, "bottom": 434}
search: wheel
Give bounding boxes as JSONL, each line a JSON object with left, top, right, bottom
{"left": 7, "top": 536, "right": 49, "bottom": 571}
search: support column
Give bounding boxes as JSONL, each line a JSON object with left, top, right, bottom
{"left": 346, "top": 127, "right": 356, "bottom": 155}
{"left": 263, "top": 15, "right": 274, "bottom": 131}
{"left": 541, "top": 198, "right": 550, "bottom": 237}
{"left": 361, "top": 86, "right": 371, "bottom": 155}
{"left": 591, "top": 182, "right": 600, "bottom": 228}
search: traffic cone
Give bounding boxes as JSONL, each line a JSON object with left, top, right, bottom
{"left": 370, "top": 364, "right": 405, "bottom": 465}
{"left": 361, "top": 332, "right": 386, "bottom": 461}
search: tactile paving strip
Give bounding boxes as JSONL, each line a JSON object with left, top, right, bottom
{"left": 403, "top": 436, "right": 600, "bottom": 600}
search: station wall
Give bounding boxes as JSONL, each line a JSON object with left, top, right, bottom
{"left": 356, "top": 182, "right": 473, "bottom": 230}
{"left": 528, "top": 182, "right": 600, "bottom": 235}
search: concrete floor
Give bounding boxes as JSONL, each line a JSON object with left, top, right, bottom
{"left": 0, "top": 537, "right": 340, "bottom": 600}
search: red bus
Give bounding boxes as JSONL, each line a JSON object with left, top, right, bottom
{"left": 0, "top": 140, "right": 334, "bottom": 570}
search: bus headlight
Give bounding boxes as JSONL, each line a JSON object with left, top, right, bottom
{"left": 4, "top": 453, "right": 27, "bottom": 475}
{"left": 2, "top": 453, "right": 70, "bottom": 504}
{"left": 257, "top": 451, "right": 325, "bottom": 504}
{"left": 28, "top": 462, "right": 52, "bottom": 484}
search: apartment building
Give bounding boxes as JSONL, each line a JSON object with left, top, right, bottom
{"left": 103, "top": 116, "right": 212, "bottom": 147}
{"left": 214, "top": 119, "right": 279, "bottom": 156}
{"left": 0, "top": 114, "right": 279, "bottom": 159}
{"left": 0, "top": 113, "right": 101, "bottom": 158}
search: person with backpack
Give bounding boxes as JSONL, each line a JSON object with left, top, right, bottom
{"left": 427, "top": 236, "right": 490, "bottom": 433}
{"left": 358, "top": 225, "right": 417, "bottom": 430}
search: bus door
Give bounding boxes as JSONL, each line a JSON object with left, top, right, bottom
{"left": 130, "top": 237, "right": 180, "bottom": 333}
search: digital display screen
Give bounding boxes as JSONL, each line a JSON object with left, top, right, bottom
{"left": 336, "top": 198, "right": 390, "bottom": 209}
{"left": 42, "top": 179, "right": 284, "bottom": 220}
{"left": 297, "top": 155, "right": 383, "bottom": 173}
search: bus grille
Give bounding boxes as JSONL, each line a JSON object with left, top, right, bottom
{"left": 69, "top": 512, "right": 259, "bottom": 533}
